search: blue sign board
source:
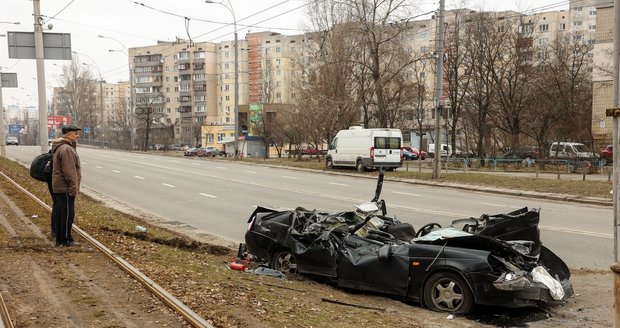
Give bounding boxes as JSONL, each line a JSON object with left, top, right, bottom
{"left": 83, "top": 127, "right": 90, "bottom": 134}
{"left": 8, "top": 124, "right": 22, "bottom": 134}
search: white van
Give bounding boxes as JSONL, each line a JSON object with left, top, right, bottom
{"left": 549, "top": 142, "right": 596, "bottom": 158}
{"left": 326, "top": 127, "right": 403, "bottom": 171}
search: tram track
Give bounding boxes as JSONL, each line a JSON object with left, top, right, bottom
{"left": 0, "top": 171, "right": 213, "bottom": 328}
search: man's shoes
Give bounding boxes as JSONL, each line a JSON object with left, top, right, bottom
{"left": 56, "top": 240, "right": 80, "bottom": 247}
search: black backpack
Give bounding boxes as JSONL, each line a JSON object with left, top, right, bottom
{"left": 30, "top": 151, "right": 53, "bottom": 182}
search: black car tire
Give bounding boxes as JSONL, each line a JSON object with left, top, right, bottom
{"left": 423, "top": 271, "right": 474, "bottom": 314}
{"left": 326, "top": 157, "right": 335, "bottom": 169}
{"left": 271, "top": 249, "right": 297, "bottom": 275}
{"left": 356, "top": 160, "right": 365, "bottom": 172}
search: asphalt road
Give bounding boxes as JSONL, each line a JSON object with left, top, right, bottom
{"left": 5, "top": 146, "right": 614, "bottom": 269}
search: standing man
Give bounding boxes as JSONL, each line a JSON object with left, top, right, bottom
{"left": 52, "top": 124, "right": 82, "bottom": 246}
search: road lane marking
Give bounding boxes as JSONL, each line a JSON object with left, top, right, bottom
{"left": 282, "top": 176, "right": 298, "bottom": 179}
{"left": 539, "top": 225, "right": 612, "bottom": 239}
{"left": 191, "top": 163, "right": 200, "bottom": 166}
{"left": 329, "top": 182, "right": 350, "bottom": 187}
{"left": 246, "top": 170, "right": 257, "bottom": 174}
{"left": 162, "top": 183, "right": 175, "bottom": 188}
{"left": 216, "top": 166, "right": 226, "bottom": 170}
{"left": 134, "top": 176, "right": 145, "bottom": 180}
{"left": 393, "top": 191, "right": 420, "bottom": 197}
{"left": 112, "top": 170, "right": 121, "bottom": 173}
{"left": 199, "top": 193, "right": 217, "bottom": 198}
{"left": 96, "top": 166, "right": 103, "bottom": 169}
{"left": 480, "top": 202, "right": 506, "bottom": 207}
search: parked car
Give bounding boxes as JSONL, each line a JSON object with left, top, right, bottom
{"left": 549, "top": 142, "right": 596, "bottom": 159}
{"left": 402, "top": 146, "right": 426, "bottom": 160}
{"left": 402, "top": 149, "right": 418, "bottom": 160}
{"left": 244, "top": 172, "right": 573, "bottom": 314}
{"left": 301, "top": 147, "right": 318, "bottom": 155}
{"left": 5, "top": 137, "right": 18, "bottom": 145}
{"left": 326, "top": 126, "right": 403, "bottom": 171}
{"left": 184, "top": 147, "right": 199, "bottom": 156}
{"left": 503, "top": 146, "right": 541, "bottom": 159}
{"left": 600, "top": 145, "right": 612, "bottom": 163}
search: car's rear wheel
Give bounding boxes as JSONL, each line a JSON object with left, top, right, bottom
{"left": 356, "top": 160, "right": 365, "bottom": 172}
{"left": 271, "top": 249, "right": 297, "bottom": 275}
{"left": 423, "top": 272, "right": 473, "bottom": 314}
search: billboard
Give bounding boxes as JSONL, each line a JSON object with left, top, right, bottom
{"left": 8, "top": 124, "right": 22, "bottom": 134}
{"left": 47, "top": 115, "right": 71, "bottom": 129}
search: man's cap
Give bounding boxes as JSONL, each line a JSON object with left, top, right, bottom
{"left": 61, "top": 124, "right": 82, "bottom": 134}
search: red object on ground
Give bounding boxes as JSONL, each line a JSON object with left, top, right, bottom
{"left": 229, "top": 262, "right": 246, "bottom": 271}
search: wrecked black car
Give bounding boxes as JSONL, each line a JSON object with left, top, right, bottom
{"left": 244, "top": 172, "right": 573, "bottom": 314}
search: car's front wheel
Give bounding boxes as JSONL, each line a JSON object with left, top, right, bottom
{"left": 271, "top": 249, "right": 297, "bottom": 275}
{"left": 326, "top": 157, "right": 335, "bottom": 169}
{"left": 423, "top": 271, "right": 473, "bottom": 314}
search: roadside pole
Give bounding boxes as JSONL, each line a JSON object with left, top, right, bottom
{"left": 612, "top": 1, "right": 620, "bottom": 327}
{"left": 33, "top": 0, "right": 48, "bottom": 153}
{"left": 431, "top": 0, "right": 445, "bottom": 179}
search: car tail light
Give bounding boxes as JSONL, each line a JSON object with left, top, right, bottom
{"left": 370, "top": 146, "right": 375, "bottom": 158}
{"left": 400, "top": 148, "right": 404, "bottom": 160}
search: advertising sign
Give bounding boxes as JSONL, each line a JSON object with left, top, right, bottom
{"left": 8, "top": 124, "right": 22, "bottom": 134}
{"left": 47, "top": 115, "right": 71, "bottom": 129}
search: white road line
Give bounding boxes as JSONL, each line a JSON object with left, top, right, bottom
{"left": 282, "top": 175, "right": 298, "bottom": 179}
{"left": 95, "top": 166, "right": 103, "bottom": 169}
{"left": 480, "top": 202, "right": 506, "bottom": 207}
{"left": 112, "top": 170, "right": 121, "bottom": 173}
{"left": 392, "top": 191, "right": 420, "bottom": 197}
{"left": 216, "top": 166, "right": 226, "bottom": 170}
{"left": 329, "top": 182, "right": 350, "bottom": 187}
{"left": 134, "top": 176, "right": 145, "bottom": 180}
{"left": 245, "top": 170, "right": 257, "bottom": 174}
{"left": 199, "top": 193, "right": 217, "bottom": 198}
{"left": 191, "top": 163, "right": 200, "bottom": 165}
{"left": 162, "top": 183, "right": 175, "bottom": 188}
{"left": 539, "top": 225, "right": 613, "bottom": 239}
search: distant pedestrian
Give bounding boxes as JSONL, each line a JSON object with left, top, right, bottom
{"left": 51, "top": 124, "right": 82, "bottom": 246}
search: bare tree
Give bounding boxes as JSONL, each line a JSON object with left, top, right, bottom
{"left": 489, "top": 14, "right": 537, "bottom": 153}
{"left": 56, "top": 60, "right": 99, "bottom": 137}
{"left": 461, "top": 12, "right": 504, "bottom": 157}
{"left": 534, "top": 31, "right": 593, "bottom": 147}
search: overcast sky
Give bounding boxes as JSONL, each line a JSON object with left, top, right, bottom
{"left": 1, "top": 0, "right": 568, "bottom": 108}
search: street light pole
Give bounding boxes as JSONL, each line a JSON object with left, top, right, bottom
{"left": 206, "top": 0, "right": 238, "bottom": 157}
{"left": 33, "top": 0, "right": 48, "bottom": 152}
{"left": 74, "top": 52, "right": 105, "bottom": 146}
{"left": 100, "top": 35, "right": 133, "bottom": 150}
{"left": 431, "top": 0, "right": 445, "bottom": 179}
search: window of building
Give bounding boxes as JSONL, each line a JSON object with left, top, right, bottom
{"left": 195, "top": 95, "right": 205, "bottom": 101}
{"left": 195, "top": 105, "right": 205, "bottom": 112}
{"left": 574, "top": 7, "right": 582, "bottom": 11}
{"left": 225, "top": 95, "right": 230, "bottom": 101}
{"left": 217, "top": 133, "right": 225, "bottom": 142}
{"left": 559, "top": 23, "right": 566, "bottom": 30}
{"left": 520, "top": 23, "right": 533, "bottom": 33}
{"left": 573, "top": 21, "right": 583, "bottom": 27}
{"left": 539, "top": 24, "right": 549, "bottom": 32}
{"left": 276, "top": 47, "right": 281, "bottom": 53}
{"left": 224, "top": 84, "right": 230, "bottom": 91}
{"left": 193, "top": 51, "right": 205, "bottom": 59}
{"left": 194, "top": 73, "right": 205, "bottom": 81}
{"left": 589, "top": 10, "right": 597, "bottom": 16}
{"left": 178, "top": 51, "right": 189, "bottom": 59}
{"left": 206, "top": 133, "right": 214, "bottom": 144}
{"left": 589, "top": 25, "right": 596, "bottom": 30}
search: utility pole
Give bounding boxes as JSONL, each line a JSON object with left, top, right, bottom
{"left": 431, "top": 0, "right": 445, "bottom": 179}
{"left": 33, "top": 0, "right": 48, "bottom": 152}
